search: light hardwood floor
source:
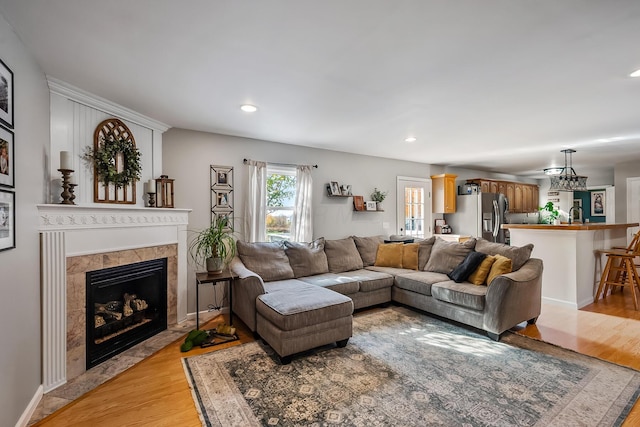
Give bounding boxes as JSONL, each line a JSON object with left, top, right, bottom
{"left": 34, "top": 293, "right": 640, "bottom": 427}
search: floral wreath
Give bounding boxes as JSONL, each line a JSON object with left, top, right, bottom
{"left": 84, "top": 136, "right": 141, "bottom": 189}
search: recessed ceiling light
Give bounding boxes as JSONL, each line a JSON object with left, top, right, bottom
{"left": 404, "top": 136, "right": 417, "bottom": 143}
{"left": 240, "top": 104, "right": 258, "bottom": 113}
{"left": 630, "top": 69, "right": 640, "bottom": 77}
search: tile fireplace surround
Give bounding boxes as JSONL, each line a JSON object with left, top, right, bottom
{"left": 37, "top": 204, "right": 191, "bottom": 393}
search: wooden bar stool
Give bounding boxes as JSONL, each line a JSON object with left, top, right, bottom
{"left": 594, "top": 232, "right": 640, "bottom": 310}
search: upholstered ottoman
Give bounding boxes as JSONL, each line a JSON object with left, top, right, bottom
{"left": 256, "top": 283, "right": 353, "bottom": 364}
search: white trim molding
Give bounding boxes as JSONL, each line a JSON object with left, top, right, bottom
{"left": 47, "top": 76, "right": 170, "bottom": 132}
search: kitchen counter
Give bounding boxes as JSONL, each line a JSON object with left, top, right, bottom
{"left": 503, "top": 223, "right": 637, "bottom": 231}
{"left": 433, "top": 234, "right": 472, "bottom": 243}
{"left": 505, "top": 222, "right": 638, "bottom": 309}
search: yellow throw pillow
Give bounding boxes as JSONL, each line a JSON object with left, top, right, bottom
{"left": 402, "top": 243, "right": 419, "bottom": 270}
{"left": 468, "top": 255, "right": 497, "bottom": 285}
{"left": 486, "top": 254, "right": 512, "bottom": 285}
{"left": 374, "top": 243, "right": 404, "bottom": 268}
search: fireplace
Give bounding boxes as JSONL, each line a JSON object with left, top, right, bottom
{"left": 86, "top": 259, "right": 168, "bottom": 369}
{"left": 38, "top": 204, "right": 190, "bottom": 392}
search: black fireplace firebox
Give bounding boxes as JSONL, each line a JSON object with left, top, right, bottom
{"left": 86, "top": 258, "right": 168, "bottom": 369}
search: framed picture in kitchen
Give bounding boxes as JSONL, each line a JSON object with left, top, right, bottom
{"left": 590, "top": 191, "right": 605, "bottom": 216}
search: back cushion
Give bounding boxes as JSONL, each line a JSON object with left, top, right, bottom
{"left": 418, "top": 236, "right": 436, "bottom": 270}
{"left": 475, "top": 239, "right": 533, "bottom": 270}
{"left": 284, "top": 238, "right": 329, "bottom": 278}
{"left": 424, "top": 238, "right": 477, "bottom": 274}
{"left": 324, "top": 237, "right": 364, "bottom": 273}
{"left": 353, "top": 235, "right": 385, "bottom": 267}
{"left": 236, "top": 241, "right": 294, "bottom": 282}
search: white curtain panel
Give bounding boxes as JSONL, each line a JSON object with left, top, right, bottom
{"left": 244, "top": 160, "right": 267, "bottom": 242}
{"left": 292, "top": 165, "right": 313, "bottom": 242}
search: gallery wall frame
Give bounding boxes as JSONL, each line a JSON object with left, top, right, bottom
{"left": 572, "top": 199, "right": 583, "bottom": 223}
{"left": 591, "top": 190, "right": 605, "bottom": 216}
{"left": 0, "top": 58, "right": 14, "bottom": 129}
{"left": 0, "top": 125, "right": 14, "bottom": 188}
{"left": 210, "top": 165, "right": 234, "bottom": 230}
{"left": 0, "top": 188, "right": 15, "bottom": 251}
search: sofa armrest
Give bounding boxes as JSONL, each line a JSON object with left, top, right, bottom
{"left": 483, "top": 258, "right": 543, "bottom": 335}
{"left": 230, "top": 256, "right": 266, "bottom": 332}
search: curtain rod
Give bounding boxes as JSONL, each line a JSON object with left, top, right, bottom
{"left": 243, "top": 158, "right": 318, "bottom": 168}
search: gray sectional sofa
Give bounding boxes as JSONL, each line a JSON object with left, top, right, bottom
{"left": 230, "top": 235, "right": 542, "bottom": 362}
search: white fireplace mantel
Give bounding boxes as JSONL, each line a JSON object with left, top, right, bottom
{"left": 37, "top": 204, "right": 191, "bottom": 392}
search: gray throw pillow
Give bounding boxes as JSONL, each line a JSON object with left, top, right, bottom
{"left": 284, "top": 238, "right": 329, "bottom": 278}
{"left": 324, "top": 237, "right": 364, "bottom": 273}
{"left": 418, "top": 236, "right": 437, "bottom": 271}
{"left": 424, "top": 238, "right": 477, "bottom": 274}
{"left": 236, "top": 241, "right": 294, "bottom": 282}
{"left": 475, "top": 239, "right": 534, "bottom": 270}
{"left": 353, "top": 235, "right": 385, "bottom": 267}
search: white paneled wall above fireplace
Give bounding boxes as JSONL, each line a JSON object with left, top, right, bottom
{"left": 47, "top": 77, "right": 169, "bottom": 206}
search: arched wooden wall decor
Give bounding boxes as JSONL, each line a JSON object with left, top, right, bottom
{"left": 92, "top": 118, "right": 138, "bottom": 204}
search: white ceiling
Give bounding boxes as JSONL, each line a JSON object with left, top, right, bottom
{"left": 2, "top": 0, "right": 640, "bottom": 178}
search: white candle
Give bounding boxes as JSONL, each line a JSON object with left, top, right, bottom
{"left": 145, "top": 179, "right": 156, "bottom": 194}
{"left": 68, "top": 174, "right": 77, "bottom": 185}
{"left": 60, "top": 151, "right": 72, "bottom": 170}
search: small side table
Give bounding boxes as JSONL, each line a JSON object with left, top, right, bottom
{"left": 195, "top": 269, "right": 236, "bottom": 331}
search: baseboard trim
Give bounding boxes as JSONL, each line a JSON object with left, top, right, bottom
{"left": 15, "top": 384, "right": 43, "bottom": 427}
{"left": 541, "top": 296, "right": 578, "bottom": 310}
{"left": 185, "top": 307, "right": 227, "bottom": 321}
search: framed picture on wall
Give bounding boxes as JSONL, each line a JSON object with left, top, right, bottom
{"left": 0, "top": 125, "right": 14, "bottom": 188}
{"left": 0, "top": 58, "right": 14, "bottom": 129}
{"left": 211, "top": 165, "right": 233, "bottom": 188}
{"left": 572, "top": 199, "right": 583, "bottom": 223}
{"left": 0, "top": 189, "right": 15, "bottom": 251}
{"left": 591, "top": 191, "right": 605, "bottom": 216}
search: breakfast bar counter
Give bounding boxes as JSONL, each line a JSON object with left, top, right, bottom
{"left": 503, "top": 223, "right": 638, "bottom": 309}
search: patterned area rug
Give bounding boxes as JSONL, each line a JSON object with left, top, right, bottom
{"left": 183, "top": 306, "right": 640, "bottom": 426}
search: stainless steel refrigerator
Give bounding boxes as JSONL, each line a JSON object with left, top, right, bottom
{"left": 444, "top": 193, "right": 509, "bottom": 243}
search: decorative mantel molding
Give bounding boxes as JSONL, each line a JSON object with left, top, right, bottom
{"left": 37, "top": 204, "right": 190, "bottom": 231}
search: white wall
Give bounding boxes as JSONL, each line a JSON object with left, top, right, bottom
{"left": 162, "top": 128, "right": 431, "bottom": 312}
{"left": 0, "top": 13, "right": 50, "bottom": 427}
{"left": 615, "top": 160, "right": 640, "bottom": 222}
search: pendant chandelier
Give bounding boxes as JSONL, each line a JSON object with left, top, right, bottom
{"left": 547, "top": 149, "right": 588, "bottom": 191}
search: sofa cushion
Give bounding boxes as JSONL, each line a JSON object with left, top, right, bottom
{"left": 236, "top": 241, "right": 294, "bottom": 282}
{"left": 298, "top": 273, "right": 360, "bottom": 295}
{"left": 284, "top": 238, "right": 329, "bottom": 278}
{"left": 424, "top": 238, "right": 476, "bottom": 274}
{"left": 256, "top": 284, "right": 353, "bottom": 331}
{"left": 374, "top": 243, "right": 404, "bottom": 268}
{"left": 475, "top": 239, "right": 533, "bottom": 271}
{"left": 394, "top": 271, "right": 450, "bottom": 296}
{"left": 324, "top": 237, "right": 364, "bottom": 273}
{"left": 336, "top": 269, "right": 394, "bottom": 292}
{"left": 417, "top": 236, "right": 436, "bottom": 271}
{"left": 468, "top": 255, "right": 497, "bottom": 285}
{"left": 447, "top": 251, "right": 487, "bottom": 283}
{"left": 487, "top": 254, "right": 513, "bottom": 285}
{"left": 431, "top": 281, "right": 487, "bottom": 310}
{"left": 353, "top": 235, "right": 385, "bottom": 267}
{"left": 402, "top": 243, "right": 419, "bottom": 270}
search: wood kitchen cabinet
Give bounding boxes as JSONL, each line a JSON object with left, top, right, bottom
{"left": 431, "top": 173, "right": 457, "bottom": 213}
{"left": 466, "top": 178, "right": 538, "bottom": 213}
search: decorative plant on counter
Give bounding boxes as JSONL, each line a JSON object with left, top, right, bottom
{"left": 538, "top": 201, "right": 559, "bottom": 224}
{"left": 371, "top": 188, "right": 387, "bottom": 211}
{"left": 82, "top": 136, "right": 142, "bottom": 188}
{"left": 189, "top": 216, "right": 236, "bottom": 273}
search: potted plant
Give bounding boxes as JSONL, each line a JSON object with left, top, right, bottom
{"left": 539, "top": 201, "right": 559, "bottom": 224}
{"left": 189, "top": 217, "right": 236, "bottom": 273}
{"left": 371, "top": 188, "right": 387, "bottom": 211}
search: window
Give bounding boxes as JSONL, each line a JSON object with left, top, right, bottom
{"left": 266, "top": 165, "right": 296, "bottom": 242}
{"left": 396, "top": 177, "right": 432, "bottom": 238}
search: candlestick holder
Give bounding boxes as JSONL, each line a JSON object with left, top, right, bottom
{"left": 69, "top": 184, "right": 78, "bottom": 205}
{"left": 58, "top": 168, "right": 75, "bottom": 205}
{"left": 147, "top": 192, "right": 156, "bottom": 208}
